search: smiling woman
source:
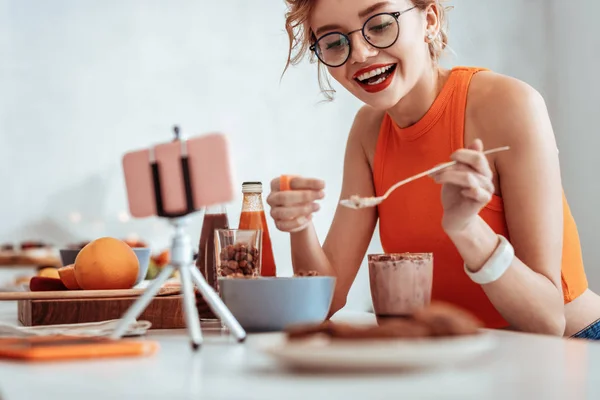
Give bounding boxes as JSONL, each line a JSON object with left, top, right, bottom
{"left": 269, "top": 0, "right": 600, "bottom": 340}
{"left": 284, "top": 0, "right": 450, "bottom": 100}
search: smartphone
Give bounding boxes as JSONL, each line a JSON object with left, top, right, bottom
{"left": 0, "top": 336, "right": 159, "bottom": 361}
{"left": 122, "top": 132, "right": 236, "bottom": 218}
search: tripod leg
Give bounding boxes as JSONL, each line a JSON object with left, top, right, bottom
{"left": 179, "top": 264, "right": 203, "bottom": 350}
{"left": 189, "top": 267, "right": 247, "bottom": 342}
{"left": 109, "top": 265, "right": 175, "bottom": 340}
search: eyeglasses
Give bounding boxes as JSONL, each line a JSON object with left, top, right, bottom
{"left": 310, "top": 6, "right": 417, "bottom": 68}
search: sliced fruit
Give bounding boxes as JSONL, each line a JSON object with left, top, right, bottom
{"left": 30, "top": 276, "right": 68, "bottom": 291}
{"left": 58, "top": 264, "right": 81, "bottom": 290}
{"left": 145, "top": 260, "right": 160, "bottom": 280}
{"left": 151, "top": 249, "right": 170, "bottom": 267}
{"left": 38, "top": 267, "right": 60, "bottom": 279}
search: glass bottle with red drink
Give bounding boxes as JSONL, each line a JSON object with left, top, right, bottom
{"left": 238, "top": 182, "right": 276, "bottom": 277}
{"left": 196, "top": 203, "right": 229, "bottom": 320}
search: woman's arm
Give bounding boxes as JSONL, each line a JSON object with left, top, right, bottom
{"left": 267, "top": 106, "right": 381, "bottom": 314}
{"left": 439, "top": 73, "right": 565, "bottom": 335}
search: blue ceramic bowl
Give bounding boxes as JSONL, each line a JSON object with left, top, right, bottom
{"left": 131, "top": 248, "right": 151, "bottom": 285}
{"left": 59, "top": 247, "right": 151, "bottom": 285}
{"left": 59, "top": 249, "right": 81, "bottom": 266}
{"left": 218, "top": 276, "right": 336, "bottom": 332}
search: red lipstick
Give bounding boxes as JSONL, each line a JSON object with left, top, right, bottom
{"left": 353, "top": 63, "right": 397, "bottom": 94}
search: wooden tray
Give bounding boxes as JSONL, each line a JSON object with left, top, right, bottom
{"left": 14, "top": 286, "right": 217, "bottom": 329}
{"left": 18, "top": 295, "right": 185, "bottom": 329}
{"left": 0, "top": 286, "right": 181, "bottom": 301}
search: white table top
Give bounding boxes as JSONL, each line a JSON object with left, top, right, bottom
{"left": 0, "top": 301, "right": 599, "bottom": 400}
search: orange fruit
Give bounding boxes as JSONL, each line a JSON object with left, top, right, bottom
{"left": 58, "top": 264, "right": 80, "bottom": 290}
{"left": 151, "top": 249, "right": 170, "bottom": 267}
{"left": 38, "top": 267, "right": 60, "bottom": 279}
{"left": 74, "top": 237, "right": 139, "bottom": 290}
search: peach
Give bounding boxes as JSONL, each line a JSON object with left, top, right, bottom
{"left": 58, "top": 264, "right": 80, "bottom": 290}
{"left": 74, "top": 237, "right": 139, "bottom": 290}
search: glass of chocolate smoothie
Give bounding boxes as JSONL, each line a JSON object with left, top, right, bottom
{"left": 368, "top": 253, "right": 433, "bottom": 324}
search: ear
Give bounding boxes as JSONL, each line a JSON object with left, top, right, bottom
{"left": 424, "top": 3, "right": 442, "bottom": 42}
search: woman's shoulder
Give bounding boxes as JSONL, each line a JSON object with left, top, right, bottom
{"left": 351, "top": 105, "right": 387, "bottom": 135}
{"left": 466, "top": 69, "right": 553, "bottom": 149}
{"left": 347, "top": 105, "right": 386, "bottom": 158}
{"left": 468, "top": 70, "right": 546, "bottom": 110}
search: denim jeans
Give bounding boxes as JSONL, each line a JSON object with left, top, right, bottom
{"left": 571, "top": 318, "right": 600, "bottom": 340}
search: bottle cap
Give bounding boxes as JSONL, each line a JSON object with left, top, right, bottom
{"left": 242, "top": 182, "right": 262, "bottom": 193}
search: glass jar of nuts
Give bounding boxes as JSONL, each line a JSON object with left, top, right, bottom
{"left": 215, "top": 229, "right": 262, "bottom": 280}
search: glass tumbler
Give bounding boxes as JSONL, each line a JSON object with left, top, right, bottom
{"left": 214, "top": 229, "right": 262, "bottom": 281}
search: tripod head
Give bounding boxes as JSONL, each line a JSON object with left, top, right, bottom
{"left": 122, "top": 126, "right": 237, "bottom": 220}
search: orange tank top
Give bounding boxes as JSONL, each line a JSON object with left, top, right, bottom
{"left": 373, "top": 66, "right": 588, "bottom": 329}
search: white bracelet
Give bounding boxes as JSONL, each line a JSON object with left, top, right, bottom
{"left": 464, "top": 234, "right": 514, "bottom": 285}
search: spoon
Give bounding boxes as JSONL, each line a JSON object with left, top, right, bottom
{"left": 339, "top": 146, "right": 511, "bottom": 210}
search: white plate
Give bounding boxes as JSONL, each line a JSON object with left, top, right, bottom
{"left": 259, "top": 333, "right": 497, "bottom": 372}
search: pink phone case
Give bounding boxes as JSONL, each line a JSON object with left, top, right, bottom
{"left": 122, "top": 133, "right": 236, "bottom": 218}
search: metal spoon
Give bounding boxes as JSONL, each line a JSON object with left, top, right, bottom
{"left": 340, "top": 146, "right": 510, "bottom": 210}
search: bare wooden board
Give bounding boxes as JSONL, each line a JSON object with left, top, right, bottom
{"left": 0, "top": 286, "right": 181, "bottom": 301}
{"left": 18, "top": 295, "right": 186, "bottom": 329}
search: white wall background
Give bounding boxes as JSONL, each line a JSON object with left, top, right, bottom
{"left": 547, "top": 1, "right": 600, "bottom": 292}
{"left": 1, "top": 0, "right": 598, "bottom": 308}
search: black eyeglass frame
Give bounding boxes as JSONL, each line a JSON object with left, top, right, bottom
{"left": 309, "top": 6, "right": 417, "bottom": 68}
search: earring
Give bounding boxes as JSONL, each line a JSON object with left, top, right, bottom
{"left": 426, "top": 33, "right": 435, "bottom": 42}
